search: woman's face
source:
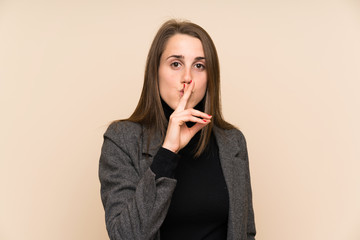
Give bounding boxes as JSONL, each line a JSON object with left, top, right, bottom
{"left": 158, "top": 34, "right": 207, "bottom": 110}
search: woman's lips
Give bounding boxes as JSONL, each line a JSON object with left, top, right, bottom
{"left": 179, "top": 86, "right": 185, "bottom": 96}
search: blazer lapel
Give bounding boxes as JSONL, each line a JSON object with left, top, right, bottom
{"left": 141, "top": 126, "right": 163, "bottom": 157}
{"left": 213, "top": 126, "right": 246, "bottom": 239}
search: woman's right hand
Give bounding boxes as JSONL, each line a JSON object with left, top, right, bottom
{"left": 162, "top": 80, "right": 212, "bottom": 153}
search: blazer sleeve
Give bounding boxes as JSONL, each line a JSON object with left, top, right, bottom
{"left": 98, "top": 122, "right": 177, "bottom": 240}
{"left": 240, "top": 132, "right": 256, "bottom": 240}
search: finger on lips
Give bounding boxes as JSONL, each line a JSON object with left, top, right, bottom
{"left": 177, "top": 85, "right": 190, "bottom": 110}
{"left": 174, "top": 80, "right": 212, "bottom": 123}
{"left": 183, "top": 81, "right": 193, "bottom": 99}
{"left": 177, "top": 80, "right": 195, "bottom": 110}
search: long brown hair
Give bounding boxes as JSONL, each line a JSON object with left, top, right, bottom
{"left": 122, "top": 19, "right": 234, "bottom": 156}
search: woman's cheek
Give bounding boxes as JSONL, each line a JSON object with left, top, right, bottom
{"left": 169, "top": 71, "right": 180, "bottom": 83}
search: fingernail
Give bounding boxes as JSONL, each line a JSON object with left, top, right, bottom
{"left": 184, "top": 83, "right": 185, "bottom": 88}
{"left": 190, "top": 80, "right": 192, "bottom": 84}
{"left": 203, "top": 119, "right": 207, "bottom": 122}
{"left": 208, "top": 114, "right": 212, "bottom": 117}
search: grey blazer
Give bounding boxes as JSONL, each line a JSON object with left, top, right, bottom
{"left": 99, "top": 121, "right": 256, "bottom": 240}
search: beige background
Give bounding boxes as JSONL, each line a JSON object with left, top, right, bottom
{"left": 1, "top": 0, "right": 359, "bottom": 239}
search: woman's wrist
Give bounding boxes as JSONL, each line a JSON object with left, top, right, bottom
{"left": 151, "top": 147, "right": 180, "bottom": 179}
{"left": 162, "top": 143, "right": 179, "bottom": 154}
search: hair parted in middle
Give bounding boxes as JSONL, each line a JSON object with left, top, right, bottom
{"left": 125, "top": 19, "right": 234, "bottom": 156}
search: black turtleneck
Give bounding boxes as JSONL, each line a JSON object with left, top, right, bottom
{"left": 150, "top": 98, "right": 229, "bottom": 240}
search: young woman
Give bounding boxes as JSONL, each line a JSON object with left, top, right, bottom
{"left": 99, "top": 19, "right": 256, "bottom": 240}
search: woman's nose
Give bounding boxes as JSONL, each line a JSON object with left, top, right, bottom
{"left": 182, "top": 67, "right": 192, "bottom": 84}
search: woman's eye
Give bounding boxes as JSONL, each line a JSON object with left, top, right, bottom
{"left": 171, "top": 62, "right": 181, "bottom": 68}
{"left": 195, "top": 63, "right": 205, "bottom": 69}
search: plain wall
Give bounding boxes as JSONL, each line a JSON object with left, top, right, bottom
{"left": 1, "top": 0, "right": 359, "bottom": 239}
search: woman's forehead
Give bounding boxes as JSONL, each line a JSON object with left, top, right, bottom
{"left": 162, "top": 34, "right": 204, "bottom": 59}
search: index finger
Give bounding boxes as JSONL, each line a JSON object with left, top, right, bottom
{"left": 176, "top": 80, "right": 195, "bottom": 111}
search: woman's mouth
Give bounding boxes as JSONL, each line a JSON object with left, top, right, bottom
{"left": 179, "top": 86, "right": 185, "bottom": 96}
{"left": 180, "top": 89, "right": 184, "bottom": 96}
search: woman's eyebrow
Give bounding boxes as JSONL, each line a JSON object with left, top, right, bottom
{"left": 166, "top": 55, "right": 184, "bottom": 60}
{"left": 166, "top": 55, "right": 205, "bottom": 61}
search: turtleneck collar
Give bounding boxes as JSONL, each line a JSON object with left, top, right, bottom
{"left": 161, "top": 97, "right": 175, "bottom": 121}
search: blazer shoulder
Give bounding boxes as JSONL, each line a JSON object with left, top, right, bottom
{"left": 220, "top": 127, "right": 247, "bottom": 146}
{"left": 104, "top": 120, "right": 143, "bottom": 144}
